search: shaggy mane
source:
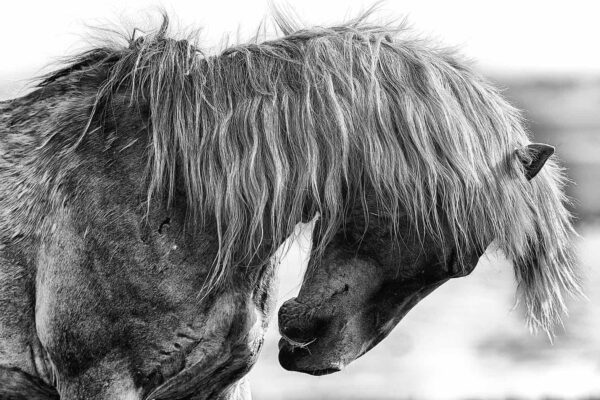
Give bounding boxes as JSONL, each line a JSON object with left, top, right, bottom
{"left": 36, "top": 10, "right": 580, "bottom": 334}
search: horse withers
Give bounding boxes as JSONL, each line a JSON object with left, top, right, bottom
{"left": 0, "top": 10, "right": 580, "bottom": 400}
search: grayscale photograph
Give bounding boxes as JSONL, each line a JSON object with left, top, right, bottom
{"left": 0, "top": 1, "right": 598, "bottom": 399}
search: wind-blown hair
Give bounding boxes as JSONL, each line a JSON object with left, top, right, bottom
{"left": 37, "top": 11, "right": 580, "bottom": 333}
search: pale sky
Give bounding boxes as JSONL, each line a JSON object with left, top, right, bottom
{"left": 1, "top": 0, "right": 599, "bottom": 88}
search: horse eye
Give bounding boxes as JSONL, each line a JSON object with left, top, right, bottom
{"left": 158, "top": 217, "right": 171, "bottom": 234}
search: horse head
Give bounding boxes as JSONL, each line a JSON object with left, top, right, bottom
{"left": 278, "top": 144, "right": 574, "bottom": 375}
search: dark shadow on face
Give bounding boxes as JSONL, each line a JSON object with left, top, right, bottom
{"left": 277, "top": 209, "right": 486, "bottom": 375}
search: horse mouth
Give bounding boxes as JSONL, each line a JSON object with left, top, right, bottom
{"left": 277, "top": 337, "right": 342, "bottom": 375}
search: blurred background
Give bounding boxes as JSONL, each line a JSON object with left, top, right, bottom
{"left": 1, "top": 1, "right": 598, "bottom": 399}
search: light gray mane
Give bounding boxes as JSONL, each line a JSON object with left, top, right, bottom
{"left": 36, "top": 10, "right": 581, "bottom": 334}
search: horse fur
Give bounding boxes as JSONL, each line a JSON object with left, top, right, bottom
{"left": 6, "top": 9, "right": 580, "bottom": 349}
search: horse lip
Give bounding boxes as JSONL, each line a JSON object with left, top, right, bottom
{"left": 278, "top": 339, "right": 342, "bottom": 375}
{"left": 302, "top": 367, "right": 342, "bottom": 376}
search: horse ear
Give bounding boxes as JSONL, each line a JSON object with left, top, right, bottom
{"left": 517, "top": 143, "right": 555, "bottom": 180}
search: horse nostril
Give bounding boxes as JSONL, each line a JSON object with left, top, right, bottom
{"left": 278, "top": 299, "right": 323, "bottom": 344}
{"left": 278, "top": 298, "right": 302, "bottom": 326}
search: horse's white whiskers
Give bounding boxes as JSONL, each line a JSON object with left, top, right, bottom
{"left": 281, "top": 334, "right": 317, "bottom": 349}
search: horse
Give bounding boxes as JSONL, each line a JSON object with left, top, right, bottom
{"left": 0, "top": 10, "right": 580, "bottom": 400}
